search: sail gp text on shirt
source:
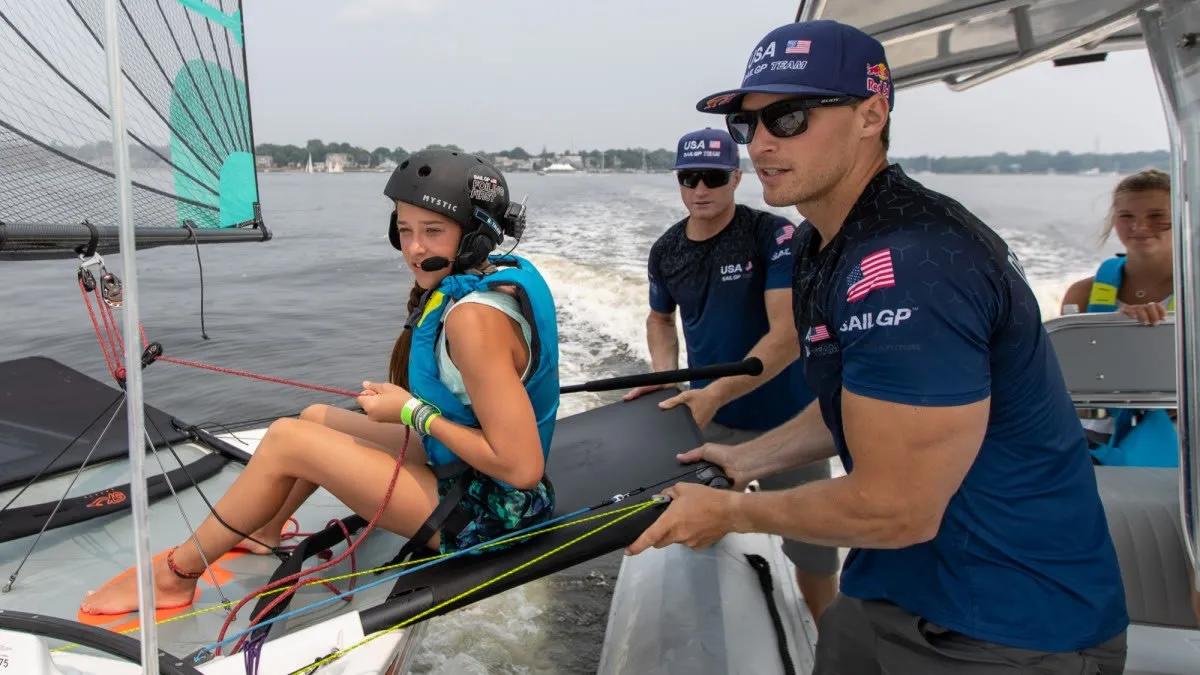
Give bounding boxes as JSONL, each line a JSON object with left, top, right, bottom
{"left": 839, "top": 306, "right": 915, "bottom": 332}
{"left": 804, "top": 305, "right": 922, "bottom": 358}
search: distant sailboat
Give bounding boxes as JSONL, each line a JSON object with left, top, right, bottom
{"left": 305, "top": 152, "right": 314, "bottom": 173}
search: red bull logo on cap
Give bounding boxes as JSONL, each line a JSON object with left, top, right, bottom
{"left": 866, "top": 62, "right": 891, "bottom": 102}
{"left": 704, "top": 93, "right": 738, "bottom": 110}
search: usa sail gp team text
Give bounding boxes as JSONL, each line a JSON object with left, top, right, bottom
{"left": 744, "top": 41, "right": 808, "bottom": 77}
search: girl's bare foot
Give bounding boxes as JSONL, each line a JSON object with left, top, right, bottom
{"left": 234, "top": 529, "right": 281, "bottom": 555}
{"left": 80, "top": 550, "right": 200, "bottom": 615}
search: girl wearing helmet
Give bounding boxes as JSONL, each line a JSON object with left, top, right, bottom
{"left": 81, "top": 150, "right": 560, "bottom": 615}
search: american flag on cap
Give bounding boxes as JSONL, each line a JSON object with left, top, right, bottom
{"left": 846, "top": 248, "right": 895, "bottom": 302}
{"left": 785, "top": 39, "right": 810, "bottom": 54}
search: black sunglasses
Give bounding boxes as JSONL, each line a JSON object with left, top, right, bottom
{"left": 676, "top": 169, "right": 733, "bottom": 189}
{"left": 725, "top": 96, "right": 859, "bottom": 144}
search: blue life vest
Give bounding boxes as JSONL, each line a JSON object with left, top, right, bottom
{"left": 1085, "top": 255, "right": 1178, "bottom": 467}
{"left": 407, "top": 254, "right": 560, "bottom": 479}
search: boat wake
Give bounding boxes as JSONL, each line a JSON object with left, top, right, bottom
{"left": 525, "top": 252, "right": 687, "bottom": 415}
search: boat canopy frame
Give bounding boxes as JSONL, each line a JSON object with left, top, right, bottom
{"left": 796, "top": 1, "right": 1160, "bottom": 91}
{"left": 1141, "top": 0, "right": 1200, "bottom": 583}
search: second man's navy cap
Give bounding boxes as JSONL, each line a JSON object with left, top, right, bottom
{"left": 673, "top": 128, "right": 740, "bottom": 170}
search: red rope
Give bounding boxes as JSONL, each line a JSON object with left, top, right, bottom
{"left": 253, "top": 517, "right": 349, "bottom": 596}
{"left": 77, "top": 275, "right": 359, "bottom": 398}
{"left": 153, "top": 355, "right": 361, "bottom": 398}
{"left": 79, "top": 279, "right": 121, "bottom": 381}
{"left": 98, "top": 286, "right": 124, "bottom": 354}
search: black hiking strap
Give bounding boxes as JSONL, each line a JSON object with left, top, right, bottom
{"left": 377, "top": 468, "right": 473, "bottom": 573}
{"left": 237, "top": 513, "right": 368, "bottom": 646}
{"left": 745, "top": 553, "right": 797, "bottom": 675}
{"left": 0, "top": 452, "right": 228, "bottom": 544}
{"left": 429, "top": 460, "right": 471, "bottom": 480}
{"left": 378, "top": 464, "right": 558, "bottom": 574}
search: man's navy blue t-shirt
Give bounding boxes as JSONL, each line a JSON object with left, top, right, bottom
{"left": 792, "top": 164, "right": 1127, "bottom": 652}
{"left": 647, "top": 204, "right": 813, "bottom": 430}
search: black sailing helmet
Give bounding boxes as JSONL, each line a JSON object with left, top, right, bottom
{"left": 383, "top": 149, "right": 525, "bottom": 272}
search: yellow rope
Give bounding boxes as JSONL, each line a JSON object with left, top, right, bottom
{"left": 286, "top": 498, "right": 660, "bottom": 675}
{"left": 51, "top": 499, "right": 652, "bottom": 654}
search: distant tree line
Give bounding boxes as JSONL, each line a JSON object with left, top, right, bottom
{"left": 50, "top": 140, "right": 176, "bottom": 169}
{"left": 892, "top": 150, "right": 1170, "bottom": 175}
{"left": 256, "top": 143, "right": 1169, "bottom": 175}
{"left": 253, "top": 140, "right": 404, "bottom": 168}
{"left": 252, "top": 140, "right": 682, "bottom": 171}
{"left": 45, "top": 138, "right": 1169, "bottom": 177}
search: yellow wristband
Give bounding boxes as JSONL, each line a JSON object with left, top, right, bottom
{"left": 400, "top": 398, "right": 422, "bottom": 426}
{"left": 420, "top": 410, "right": 440, "bottom": 435}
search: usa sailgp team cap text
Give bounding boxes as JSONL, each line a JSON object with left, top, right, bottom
{"left": 696, "top": 20, "right": 894, "bottom": 115}
{"left": 673, "top": 128, "right": 740, "bottom": 170}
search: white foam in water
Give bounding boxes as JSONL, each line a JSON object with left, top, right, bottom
{"left": 523, "top": 251, "right": 688, "bottom": 370}
{"left": 410, "top": 583, "right": 548, "bottom": 674}
{"left": 531, "top": 249, "right": 693, "bottom": 418}
{"left": 1030, "top": 273, "right": 1086, "bottom": 320}
{"left": 554, "top": 352, "right": 601, "bottom": 418}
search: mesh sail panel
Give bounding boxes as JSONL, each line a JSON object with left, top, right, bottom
{"left": 0, "top": 0, "right": 265, "bottom": 259}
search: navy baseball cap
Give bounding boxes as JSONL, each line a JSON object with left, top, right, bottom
{"left": 696, "top": 20, "right": 894, "bottom": 115}
{"left": 673, "top": 128, "right": 739, "bottom": 170}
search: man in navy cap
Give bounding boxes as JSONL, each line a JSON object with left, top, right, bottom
{"left": 624, "top": 126, "right": 840, "bottom": 623}
{"left": 627, "top": 19, "right": 1129, "bottom": 673}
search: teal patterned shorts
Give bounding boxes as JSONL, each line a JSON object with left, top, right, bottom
{"left": 436, "top": 470, "right": 555, "bottom": 555}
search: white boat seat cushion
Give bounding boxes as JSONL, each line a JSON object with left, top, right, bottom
{"left": 1095, "top": 466, "right": 1197, "bottom": 628}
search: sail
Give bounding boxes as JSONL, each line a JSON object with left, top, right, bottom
{"left": 0, "top": 0, "right": 269, "bottom": 261}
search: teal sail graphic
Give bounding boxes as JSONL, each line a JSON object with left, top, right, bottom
{"left": 0, "top": 0, "right": 269, "bottom": 260}
{"left": 175, "top": 0, "right": 242, "bottom": 45}
{"left": 170, "top": 58, "right": 256, "bottom": 229}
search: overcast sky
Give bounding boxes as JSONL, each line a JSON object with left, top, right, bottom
{"left": 240, "top": 0, "right": 1169, "bottom": 158}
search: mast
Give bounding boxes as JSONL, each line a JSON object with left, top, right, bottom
{"left": 101, "top": 0, "right": 160, "bottom": 671}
